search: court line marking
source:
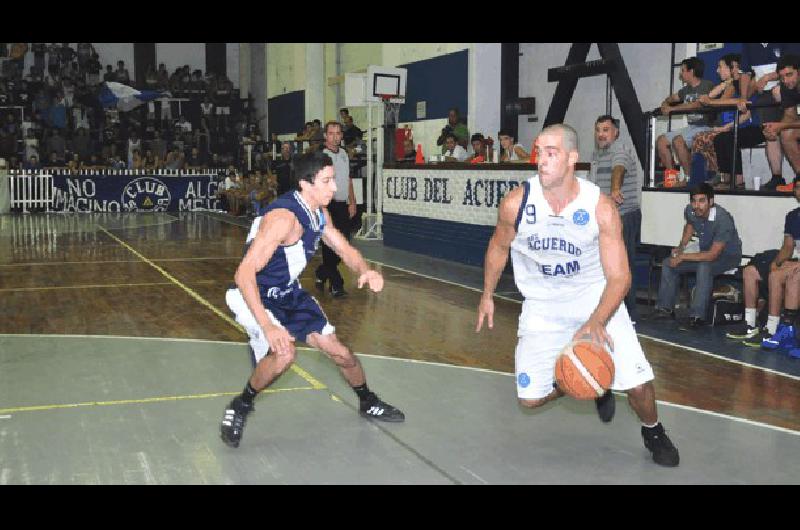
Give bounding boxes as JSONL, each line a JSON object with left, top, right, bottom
{"left": 636, "top": 333, "right": 800, "bottom": 383}
{"left": 0, "top": 257, "right": 241, "bottom": 267}
{"left": 0, "top": 386, "right": 317, "bottom": 415}
{"left": 3, "top": 333, "right": 798, "bottom": 436}
{"left": 0, "top": 280, "right": 217, "bottom": 293}
{"left": 361, "top": 258, "right": 800, "bottom": 382}
{"left": 95, "top": 225, "right": 325, "bottom": 390}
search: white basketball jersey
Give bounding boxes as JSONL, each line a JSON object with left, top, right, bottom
{"left": 511, "top": 177, "right": 606, "bottom": 309}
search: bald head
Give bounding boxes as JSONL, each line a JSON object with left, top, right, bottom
{"left": 538, "top": 124, "right": 579, "bottom": 154}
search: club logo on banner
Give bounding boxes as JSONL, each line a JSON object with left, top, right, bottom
{"left": 122, "top": 177, "right": 171, "bottom": 212}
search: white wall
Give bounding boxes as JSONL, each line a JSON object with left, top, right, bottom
{"left": 155, "top": 43, "right": 205, "bottom": 78}
{"left": 94, "top": 43, "right": 135, "bottom": 80}
{"left": 227, "top": 43, "right": 240, "bottom": 88}
{"left": 518, "top": 43, "right": 681, "bottom": 166}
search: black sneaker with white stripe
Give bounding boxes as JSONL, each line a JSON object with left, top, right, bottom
{"left": 359, "top": 395, "right": 405, "bottom": 423}
{"left": 220, "top": 396, "right": 254, "bottom": 448}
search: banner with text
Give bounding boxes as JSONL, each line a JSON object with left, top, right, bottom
{"left": 51, "top": 174, "right": 221, "bottom": 213}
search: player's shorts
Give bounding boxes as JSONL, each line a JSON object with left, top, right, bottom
{"left": 515, "top": 297, "right": 654, "bottom": 400}
{"left": 748, "top": 249, "right": 779, "bottom": 301}
{"left": 226, "top": 285, "right": 334, "bottom": 364}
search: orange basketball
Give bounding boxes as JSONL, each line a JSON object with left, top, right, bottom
{"left": 554, "top": 340, "right": 615, "bottom": 400}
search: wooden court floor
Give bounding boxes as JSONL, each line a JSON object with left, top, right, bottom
{"left": 2, "top": 212, "right": 800, "bottom": 435}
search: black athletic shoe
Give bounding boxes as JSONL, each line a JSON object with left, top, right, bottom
{"left": 314, "top": 277, "right": 326, "bottom": 291}
{"left": 360, "top": 395, "right": 405, "bottom": 423}
{"left": 644, "top": 307, "right": 675, "bottom": 321}
{"left": 726, "top": 324, "right": 761, "bottom": 340}
{"left": 595, "top": 390, "right": 615, "bottom": 423}
{"left": 330, "top": 286, "right": 348, "bottom": 298}
{"left": 743, "top": 328, "right": 773, "bottom": 348}
{"left": 762, "top": 176, "right": 784, "bottom": 191}
{"left": 220, "top": 396, "right": 254, "bottom": 448}
{"left": 678, "top": 316, "right": 706, "bottom": 331}
{"left": 641, "top": 423, "right": 680, "bottom": 467}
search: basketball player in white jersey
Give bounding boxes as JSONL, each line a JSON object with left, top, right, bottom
{"left": 476, "top": 124, "right": 679, "bottom": 467}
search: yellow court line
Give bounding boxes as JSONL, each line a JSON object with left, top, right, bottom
{"left": 96, "top": 225, "right": 326, "bottom": 390}
{"left": 0, "top": 280, "right": 217, "bottom": 293}
{"left": 0, "top": 257, "right": 241, "bottom": 267}
{"left": 0, "top": 386, "right": 317, "bottom": 415}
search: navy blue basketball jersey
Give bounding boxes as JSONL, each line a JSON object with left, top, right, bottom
{"left": 244, "top": 191, "right": 326, "bottom": 300}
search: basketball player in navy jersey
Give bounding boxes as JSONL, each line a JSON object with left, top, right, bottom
{"left": 220, "top": 151, "right": 404, "bottom": 448}
{"left": 476, "top": 124, "right": 679, "bottom": 467}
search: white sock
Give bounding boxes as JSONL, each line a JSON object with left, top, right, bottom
{"left": 745, "top": 308, "right": 757, "bottom": 328}
{"left": 767, "top": 315, "right": 780, "bottom": 335}
{"left": 642, "top": 422, "right": 659, "bottom": 429}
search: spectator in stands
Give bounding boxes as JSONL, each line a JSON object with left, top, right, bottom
{"left": 692, "top": 53, "right": 755, "bottom": 189}
{"left": 71, "top": 127, "right": 92, "bottom": 161}
{"left": 308, "top": 119, "right": 324, "bottom": 151}
{"left": 589, "top": 115, "right": 643, "bottom": 322}
{"left": 67, "top": 153, "right": 82, "bottom": 171}
{"left": 296, "top": 122, "right": 313, "bottom": 141}
{"left": 115, "top": 61, "right": 130, "bottom": 85}
{"left": 150, "top": 130, "right": 167, "bottom": 162}
{"left": 47, "top": 128, "right": 66, "bottom": 161}
{"left": 437, "top": 107, "right": 470, "bottom": 153}
{"left": 127, "top": 130, "right": 141, "bottom": 169}
{"left": 186, "top": 146, "right": 206, "bottom": 169}
{"left": 24, "top": 154, "right": 41, "bottom": 171}
{"left": 469, "top": 133, "right": 485, "bottom": 163}
{"left": 103, "top": 65, "right": 116, "bottom": 83}
{"left": 45, "top": 151, "right": 66, "bottom": 169}
{"left": 760, "top": 54, "right": 800, "bottom": 189}
{"left": 340, "top": 108, "right": 349, "bottom": 123}
{"left": 164, "top": 146, "right": 185, "bottom": 170}
{"left": 200, "top": 96, "right": 215, "bottom": 122}
{"left": 656, "top": 57, "right": 714, "bottom": 184}
{"left": 84, "top": 154, "right": 104, "bottom": 170}
{"left": 47, "top": 45, "right": 61, "bottom": 79}
{"left": 145, "top": 66, "right": 158, "bottom": 89}
{"left": 32, "top": 43, "right": 47, "bottom": 76}
{"left": 86, "top": 53, "right": 101, "bottom": 87}
{"left": 58, "top": 44, "right": 75, "bottom": 72}
{"left": 76, "top": 43, "right": 95, "bottom": 72}
{"left": 727, "top": 184, "right": 800, "bottom": 351}
{"left": 195, "top": 117, "right": 212, "bottom": 156}
{"left": 342, "top": 115, "right": 362, "bottom": 147}
{"left": 498, "top": 130, "right": 530, "bottom": 162}
{"left": 272, "top": 141, "right": 294, "bottom": 196}
{"left": 130, "top": 149, "right": 144, "bottom": 170}
{"left": 143, "top": 149, "right": 160, "bottom": 170}
{"left": 397, "top": 138, "right": 417, "bottom": 163}
{"left": 442, "top": 133, "right": 468, "bottom": 162}
{"left": 647, "top": 183, "right": 742, "bottom": 329}
{"left": 23, "top": 129, "right": 39, "bottom": 163}
{"left": 156, "top": 63, "right": 169, "bottom": 90}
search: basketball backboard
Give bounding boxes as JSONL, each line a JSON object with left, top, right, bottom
{"left": 366, "top": 65, "right": 407, "bottom": 104}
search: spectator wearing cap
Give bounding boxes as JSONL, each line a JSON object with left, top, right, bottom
{"left": 498, "top": 129, "right": 529, "bottom": 162}
{"left": 589, "top": 114, "right": 643, "bottom": 321}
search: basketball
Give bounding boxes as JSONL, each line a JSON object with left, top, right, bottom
{"left": 554, "top": 340, "right": 615, "bottom": 400}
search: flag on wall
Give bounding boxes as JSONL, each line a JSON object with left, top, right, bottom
{"left": 99, "top": 82, "right": 169, "bottom": 112}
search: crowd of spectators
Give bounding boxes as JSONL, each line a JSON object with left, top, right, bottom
{"left": 0, "top": 43, "right": 258, "bottom": 174}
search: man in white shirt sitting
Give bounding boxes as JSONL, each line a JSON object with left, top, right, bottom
{"left": 443, "top": 133, "right": 468, "bottom": 162}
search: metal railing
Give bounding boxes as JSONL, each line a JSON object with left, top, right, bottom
{"left": 645, "top": 100, "right": 784, "bottom": 190}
